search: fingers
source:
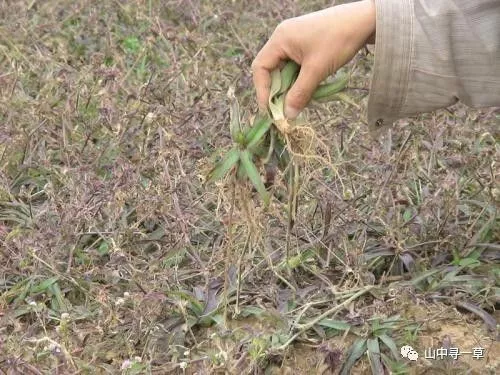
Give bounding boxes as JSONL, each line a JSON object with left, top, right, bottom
{"left": 251, "top": 38, "right": 287, "bottom": 111}
{"left": 251, "top": 63, "right": 271, "bottom": 111}
{"left": 284, "top": 60, "right": 327, "bottom": 119}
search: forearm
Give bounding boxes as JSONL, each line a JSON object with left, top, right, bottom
{"left": 368, "top": 0, "right": 500, "bottom": 133}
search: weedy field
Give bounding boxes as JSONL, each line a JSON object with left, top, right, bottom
{"left": 0, "top": 1, "right": 498, "bottom": 374}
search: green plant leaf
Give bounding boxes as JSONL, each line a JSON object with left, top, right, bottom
{"left": 381, "top": 353, "right": 409, "bottom": 375}
{"left": 236, "top": 163, "right": 246, "bottom": 180}
{"left": 367, "top": 338, "right": 384, "bottom": 375}
{"left": 378, "top": 333, "right": 399, "bottom": 359}
{"left": 340, "top": 338, "right": 367, "bottom": 375}
{"left": 269, "top": 68, "right": 282, "bottom": 102}
{"left": 240, "top": 305, "right": 265, "bottom": 317}
{"left": 30, "top": 276, "right": 59, "bottom": 294}
{"left": 49, "top": 282, "right": 68, "bottom": 313}
{"left": 206, "top": 147, "right": 240, "bottom": 184}
{"left": 318, "top": 319, "right": 351, "bottom": 331}
{"left": 97, "top": 241, "right": 110, "bottom": 256}
{"left": 239, "top": 149, "right": 269, "bottom": 205}
{"left": 278, "top": 60, "right": 300, "bottom": 95}
{"left": 246, "top": 116, "right": 272, "bottom": 150}
{"left": 122, "top": 36, "right": 141, "bottom": 54}
{"left": 269, "top": 98, "right": 284, "bottom": 120}
{"left": 268, "top": 67, "right": 285, "bottom": 119}
{"left": 312, "top": 72, "right": 349, "bottom": 100}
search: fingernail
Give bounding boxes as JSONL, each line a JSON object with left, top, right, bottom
{"left": 285, "top": 105, "right": 300, "bottom": 119}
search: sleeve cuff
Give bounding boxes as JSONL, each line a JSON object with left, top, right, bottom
{"left": 367, "top": 0, "right": 414, "bottom": 134}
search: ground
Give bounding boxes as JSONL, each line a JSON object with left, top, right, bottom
{"left": 0, "top": 0, "right": 498, "bottom": 374}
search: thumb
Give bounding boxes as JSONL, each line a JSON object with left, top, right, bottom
{"left": 284, "top": 62, "right": 326, "bottom": 119}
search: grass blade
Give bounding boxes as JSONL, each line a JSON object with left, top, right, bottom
{"left": 269, "top": 95, "right": 284, "bottom": 120}
{"left": 318, "top": 319, "right": 351, "bottom": 331}
{"left": 367, "top": 338, "right": 384, "bottom": 375}
{"left": 30, "top": 276, "right": 59, "bottom": 294}
{"left": 206, "top": 147, "right": 240, "bottom": 184}
{"left": 269, "top": 67, "right": 284, "bottom": 119}
{"left": 236, "top": 163, "right": 246, "bottom": 180}
{"left": 340, "top": 338, "right": 367, "bottom": 375}
{"left": 454, "top": 301, "right": 497, "bottom": 333}
{"left": 245, "top": 114, "right": 268, "bottom": 143}
{"left": 269, "top": 68, "right": 282, "bottom": 102}
{"left": 279, "top": 60, "right": 300, "bottom": 95}
{"left": 312, "top": 72, "right": 349, "bottom": 100}
{"left": 239, "top": 149, "right": 269, "bottom": 205}
{"left": 329, "top": 92, "right": 360, "bottom": 109}
{"left": 378, "top": 333, "right": 399, "bottom": 359}
{"left": 246, "top": 116, "right": 272, "bottom": 150}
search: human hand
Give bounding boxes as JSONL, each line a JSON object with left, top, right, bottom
{"left": 251, "top": 0, "right": 376, "bottom": 119}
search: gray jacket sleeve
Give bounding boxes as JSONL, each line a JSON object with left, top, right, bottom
{"left": 367, "top": 0, "right": 500, "bottom": 134}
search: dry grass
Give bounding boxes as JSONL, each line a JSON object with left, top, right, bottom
{"left": 0, "top": 1, "right": 498, "bottom": 374}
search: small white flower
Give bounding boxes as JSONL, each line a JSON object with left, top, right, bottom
{"left": 123, "top": 292, "right": 130, "bottom": 298}
{"left": 121, "top": 359, "right": 132, "bottom": 370}
{"left": 145, "top": 112, "right": 156, "bottom": 124}
{"left": 115, "top": 297, "right": 125, "bottom": 306}
{"left": 47, "top": 342, "right": 61, "bottom": 353}
{"left": 179, "top": 361, "right": 187, "bottom": 369}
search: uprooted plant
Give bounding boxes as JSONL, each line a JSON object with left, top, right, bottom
{"left": 205, "top": 60, "right": 352, "bottom": 235}
{"left": 204, "top": 60, "right": 357, "bottom": 325}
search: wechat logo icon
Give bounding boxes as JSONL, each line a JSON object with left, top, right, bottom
{"left": 401, "top": 345, "right": 419, "bottom": 361}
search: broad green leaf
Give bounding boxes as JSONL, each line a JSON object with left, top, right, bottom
{"left": 403, "top": 208, "right": 413, "bottom": 222}
{"left": 245, "top": 114, "right": 269, "bottom": 143}
{"left": 30, "top": 276, "right": 59, "bottom": 294}
{"left": 210, "top": 314, "right": 224, "bottom": 325}
{"left": 269, "top": 68, "right": 282, "bottom": 103}
{"left": 236, "top": 163, "right": 246, "bottom": 180}
{"left": 279, "top": 60, "right": 300, "bottom": 95}
{"left": 269, "top": 98, "right": 284, "bottom": 120}
{"left": 240, "top": 305, "right": 265, "bottom": 317}
{"left": 239, "top": 149, "right": 269, "bottom": 205}
{"left": 246, "top": 117, "right": 272, "bottom": 149}
{"left": 367, "top": 338, "right": 384, "bottom": 375}
{"left": 457, "top": 258, "right": 480, "bottom": 267}
{"left": 378, "top": 333, "right": 399, "bottom": 359}
{"left": 340, "top": 338, "right": 367, "bottom": 375}
{"left": 49, "top": 282, "right": 68, "bottom": 312}
{"left": 97, "top": 241, "right": 110, "bottom": 256}
{"left": 11, "top": 279, "right": 32, "bottom": 305}
{"left": 312, "top": 72, "right": 349, "bottom": 100}
{"left": 13, "top": 307, "right": 33, "bottom": 318}
{"left": 381, "top": 353, "right": 409, "bottom": 375}
{"left": 407, "top": 268, "right": 442, "bottom": 287}
{"left": 206, "top": 147, "right": 240, "bottom": 184}
{"left": 318, "top": 319, "right": 351, "bottom": 331}
{"left": 169, "top": 290, "right": 204, "bottom": 317}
